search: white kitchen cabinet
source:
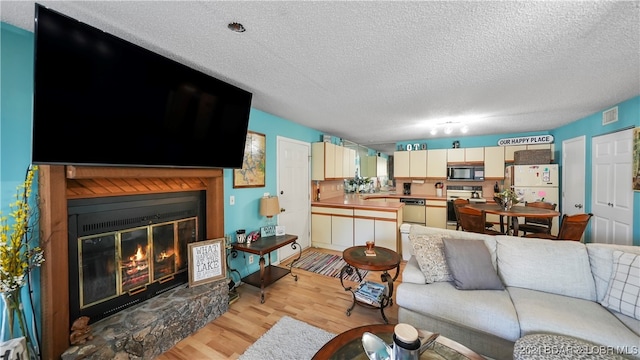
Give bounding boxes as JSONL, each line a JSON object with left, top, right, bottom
{"left": 425, "top": 200, "right": 447, "bottom": 229}
{"left": 426, "top": 149, "right": 447, "bottom": 178}
{"left": 362, "top": 155, "right": 388, "bottom": 177}
{"left": 393, "top": 151, "right": 410, "bottom": 178}
{"left": 311, "top": 213, "right": 332, "bottom": 246}
{"left": 354, "top": 218, "right": 375, "bottom": 246}
{"left": 376, "top": 157, "right": 388, "bottom": 177}
{"left": 332, "top": 216, "right": 354, "bottom": 247}
{"left": 311, "top": 206, "right": 354, "bottom": 251}
{"left": 393, "top": 150, "right": 427, "bottom": 178}
{"left": 484, "top": 146, "right": 505, "bottom": 179}
{"left": 354, "top": 209, "right": 399, "bottom": 251}
{"left": 447, "top": 147, "right": 484, "bottom": 163}
{"left": 447, "top": 148, "right": 465, "bottom": 163}
{"left": 311, "top": 142, "right": 356, "bottom": 180}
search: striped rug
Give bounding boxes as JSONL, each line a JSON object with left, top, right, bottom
{"left": 290, "top": 251, "right": 368, "bottom": 282}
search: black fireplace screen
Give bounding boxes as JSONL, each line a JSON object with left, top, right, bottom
{"left": 69, "top": 192, "right": 205, "bottom": 324}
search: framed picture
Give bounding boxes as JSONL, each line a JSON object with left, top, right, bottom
{"left": 187, "top": 238, "right": 226, "bottom": 287}
{"left": 634, "top": 127, "right": 640, "bottom": 191}
{"left": 260, "top": 225, "right": 276, "bottom": 237}
{"left": 234, "top": 131, "right": 266, "bottom": 188}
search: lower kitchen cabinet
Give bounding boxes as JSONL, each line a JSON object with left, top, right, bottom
{"left": 312, "top": 205, "right": 400, "bottom": 252}
{"left": 425, "top": 200, "right": 447, "bottom": 229}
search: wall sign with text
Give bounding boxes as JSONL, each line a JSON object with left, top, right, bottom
{"left": 497, "top": 135, "right": 554, "bottom": 146}
{"left": 187, "top": 238, "right": 226, "bottom": 287}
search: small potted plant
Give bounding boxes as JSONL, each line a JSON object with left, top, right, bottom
{"left": 497, "top": 189, "right": 519, "bottom": 210}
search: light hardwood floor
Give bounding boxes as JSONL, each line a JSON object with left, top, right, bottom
{"left": 156, "top": 248, "right": 405, "bottom": 359}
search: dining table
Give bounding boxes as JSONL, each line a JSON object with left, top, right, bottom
{"left": 466, "top": 203, "right": 560, "bottom": 236}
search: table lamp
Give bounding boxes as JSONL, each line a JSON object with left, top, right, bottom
{"left": 260, "top": 196, "right": 280, "bottom": 226}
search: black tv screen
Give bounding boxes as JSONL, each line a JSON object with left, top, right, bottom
{"left": 32, "top": 4, "right": 252, "bottom": 168}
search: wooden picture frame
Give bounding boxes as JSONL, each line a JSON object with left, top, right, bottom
{"left": 187, "top": 238, "right": 226, "bottom": 287}
{"left": 634, "top": 127, "right": 640, "bottom": 192}
{"left": 233, "top": 131, "right": 266, "bottom": 188}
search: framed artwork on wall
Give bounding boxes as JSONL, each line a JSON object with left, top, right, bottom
{"left": 634, "top": 127, "right": 639, "bottom": 191}
{"left": 233, "top": 131, "right": 266, "bottom": 188}
{"left": 187, "top": 238, "right": 226, "bottom": 287}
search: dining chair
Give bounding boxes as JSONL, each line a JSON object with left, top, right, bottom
{"left": 453, "top": 199, "right": 494, "bottom": 231}
{"left": 457, "top": 206, "right": 502, "bottom": 235}
{"left": 524, "top": 213, "right": 593, "bottom": 241}
{"left": 518, "top": 201, "right": 557, "bottom": 237}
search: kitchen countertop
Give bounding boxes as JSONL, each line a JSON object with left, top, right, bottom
{"left": 312, "top": 193, "right": 494, "bottom": 209}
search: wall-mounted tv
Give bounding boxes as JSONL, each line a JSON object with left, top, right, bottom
{"left": 32, "top": 4, "right": 252, "bottom": 169}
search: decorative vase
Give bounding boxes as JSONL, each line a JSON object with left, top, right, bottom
{"left": 502, "top": 198, "right": 513, "bottom": 211}
{"left": 2, "top": 292, "right": 38, "bottom": 360}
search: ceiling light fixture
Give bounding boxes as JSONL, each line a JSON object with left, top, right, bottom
{"left": 228, "top": 22, "right": 246, "bottom": 33}
{"left": 429, "top": 120, "right": 469, "bottom": 136}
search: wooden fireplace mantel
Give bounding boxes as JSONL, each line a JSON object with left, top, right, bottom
{"left": 38, "top": 165, "right": 225, "bottom": 360}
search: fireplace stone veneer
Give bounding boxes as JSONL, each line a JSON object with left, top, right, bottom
{"left": 62, "top": 279, "right": 228, "bottom": 359}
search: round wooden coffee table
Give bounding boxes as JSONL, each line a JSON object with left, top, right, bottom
{"left": 312, "top": 324, "right": 485, "bottom": 360}
{"left": 340, "top": 246, "right": 401, "bottom": 324}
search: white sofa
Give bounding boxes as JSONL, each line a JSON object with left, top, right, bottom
{"left": 396, "top": 225, "right": 640, "bottom": 360}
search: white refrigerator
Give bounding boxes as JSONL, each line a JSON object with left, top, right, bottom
{"left": 504, "top": 164, "right": 559, "bottom": 233}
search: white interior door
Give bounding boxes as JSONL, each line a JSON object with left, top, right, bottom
{"left": 562, "top": 136, "right": 586, "bottom": 216}
{"left": 591, "top": 129, "right": 634, "bottom": 244}
{"left": 277, "top": 136, "right": 311, "bottom": 261}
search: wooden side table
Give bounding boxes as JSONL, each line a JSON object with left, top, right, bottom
{"left": 340, "top": 246, "right": 401, "bottom": 324}
{"left": 230, "top": 234, "right": 301, "bottom": 303}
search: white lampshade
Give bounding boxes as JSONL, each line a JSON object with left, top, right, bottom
{"left": 260, "top": 196, "right": 280, "bottom": 218}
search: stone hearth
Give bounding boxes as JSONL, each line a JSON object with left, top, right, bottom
{"left": 62, "top": 279, "right": 228, "bottom": 359}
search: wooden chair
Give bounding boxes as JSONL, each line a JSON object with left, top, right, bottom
{"left": 457, "top": 206, "right": 502, "bottom": 235}
{"left": 524, "top": 213, "right": 593, "bottom": 241}
{"left": 518, "top": 201, "right": 557, "bottom": 236}
{"left": 453, "top": 199, "right": 494, "bottom": 231}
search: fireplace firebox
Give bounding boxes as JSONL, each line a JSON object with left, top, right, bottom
{"left": 68, "top": 191, "right": 206, "bottom": 324}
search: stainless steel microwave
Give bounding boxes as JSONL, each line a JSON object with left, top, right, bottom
{"left": 447, "top": 166, "right": 484, "bottom": 181}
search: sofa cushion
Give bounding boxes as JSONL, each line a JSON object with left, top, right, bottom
{"left": 409, "top": 233, "right": 453, "bottom": 283}
{"left": 402, "top": 256, "right": 428, "bottom": 285}
{"left": 496, "top": 236, "right": 596, "bottom": 301}
{"left": 408, "top": 225, "right": 498, "bottom": 266}
{"left": 442, "top": 238, "right": 504, "bottom": 290}
{"left": 396, "top": 282, "right": 520, "bottom": 341}
{"left": 508, "top": 287, "right": 640, "bottom": 357}
{"left": 587, "top": 244, "right": 640, "bottom": 302}
{"left": 600, "top": 251, "right": 640, "bottom": 320}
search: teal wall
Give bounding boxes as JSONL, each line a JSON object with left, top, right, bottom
{"left": 1, "top": 18, "right": 638, "bottom": 343}
{"left": 0, "top": 23, "right": 41, "bottom": 343}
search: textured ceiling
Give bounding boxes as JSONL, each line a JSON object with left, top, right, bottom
{"left": 2, "top": 1, "right": 639, "bottom": 154}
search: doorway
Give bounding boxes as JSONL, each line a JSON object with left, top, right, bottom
{"left": 591, "top": 128, "right": 634, "bottom": 245}
{"left": 562, "top": 136, "right": 586, "bottom": 217}
{"left": 277, "top": 136, "right": 311, "bottom": 261}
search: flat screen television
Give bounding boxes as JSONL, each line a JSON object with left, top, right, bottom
{"left": 32, "top": 4, "right": 252, "bottom": 168}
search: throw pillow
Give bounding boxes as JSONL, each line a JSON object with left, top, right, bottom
{"left": 442, "top": 238, "right": 504, "bottom": 290}
{"left": 600, "top": 251, "right": 640, "bottom": 320}
{"left": 408, "top": 233, "right": 453, "bottom": 283}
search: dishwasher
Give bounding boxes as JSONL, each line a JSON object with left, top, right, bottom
{"left": 400, "top": 198, "right": 426, "bottom": 225}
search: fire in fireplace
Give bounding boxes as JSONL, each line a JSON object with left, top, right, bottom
{"left": 68, "top": 191, "right": 206, "bottom": 324}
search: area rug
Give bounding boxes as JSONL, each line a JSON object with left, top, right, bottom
{"left": 238, "top": 316, "right": 335, "bottom": 360}
{"left": 290, "top": 251, "right": 368, "bottom": 282}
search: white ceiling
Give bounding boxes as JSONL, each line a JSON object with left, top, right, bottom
{"left": 2, "top": 1, "right": 639, "bottom": 155}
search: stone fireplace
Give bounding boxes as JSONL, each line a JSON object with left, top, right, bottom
{"left": 38, "top": 166, "right": 226, "bottom": 360}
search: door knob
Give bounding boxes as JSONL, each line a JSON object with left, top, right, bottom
{"left": 575, "top": 204, "right": 583, "bottom": 209}
{"left": 280, "top": 208, "right": 286, "bottom": 212}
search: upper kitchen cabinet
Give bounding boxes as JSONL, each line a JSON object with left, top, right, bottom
{"left": 426, "top": 149, "right": 447, "bottom": 178}
{"left": 311, "top": 142, "right": 356, "bottom": 180}
{"left": 505, "top": 144, "right": 555, "bottom": 162}
{"left": 484, "top": 146, "right": 505, "bottom": 179}
{"left": 447, "top": 147, "right": 484, "bottom": 163}
{"left": 394, "top": 150, "right": 427, "bottom": 178}
{"left": 361, "top": 155, "right": 388, "bottom": 178}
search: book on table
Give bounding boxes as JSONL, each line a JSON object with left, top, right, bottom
{"left": 354, "top": 281, "right": 387, "bottom": 306}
